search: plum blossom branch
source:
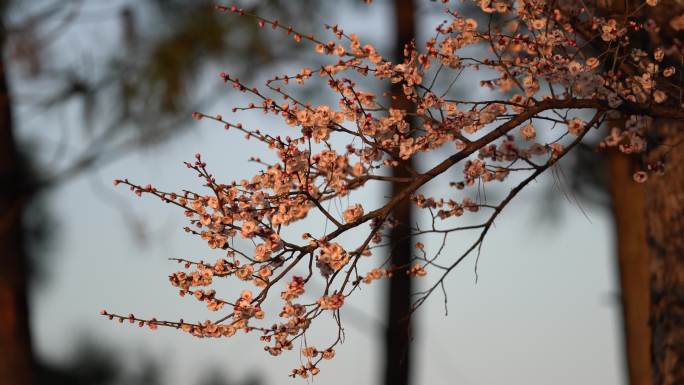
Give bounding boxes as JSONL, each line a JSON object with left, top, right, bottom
{"left": 102, "top": 0, "right": 683, "bottom": 378}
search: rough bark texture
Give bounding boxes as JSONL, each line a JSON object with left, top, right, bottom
{"left": 0, "top": 25, "right": 36, "bottom": 385}
{"left": 597, "top": 2, "right": 684, "bottom": 383}
{"left": 608, "top": 149, "right": 652, "bottom": 385}
{"left": 645, "top": 121, "right": 684, "bottom": 385}
{"left": 384, "top": 1, "right": 416, "bottom": 385}
{"left": 638, "top": 3, "right": 684, "bottom": 384}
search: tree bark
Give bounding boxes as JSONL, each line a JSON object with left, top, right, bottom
{"left": 608, "top": 149, "right": 652, "bottom": 385}
{"left": 0, "top": 24, "right": 36, "bottom": 385}
{"left": 598, "top": 2, "right": 656, "bottom": 383}
{"left": 645, "top": 121, "right": 684, "bottom": 385}
{"left": 384, "top": 1, "right": 416, "bottom": 385}
{"left": 636, "top": 3, "right": 684, "bottom": 384}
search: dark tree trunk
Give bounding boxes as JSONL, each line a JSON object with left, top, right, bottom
{"left": 0, "top": 25, "right": 36, "bottom": 385}
{"left": 645, "top": 121, "right": 684, "bottom": 385}
{"left": 638, "top": 4, "right": 684, "bottom": 384}
{"left": 384, "top": 1, "right": 416, "bottom": 385}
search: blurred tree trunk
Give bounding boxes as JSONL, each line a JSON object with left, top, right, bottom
{"left": 645, "top": 121, "right": 684, "bottom": 385}
{"left": 384, "top": 1, "right": 415, "bottom": 385}
{"left": 0, "top": 24, "right": 36, "bottom": 385}
{"left": 607, "top": 149, "right": 652, "bottom": 385}
{"left": 598, "top": 1, "right": 653, "bottom": 384}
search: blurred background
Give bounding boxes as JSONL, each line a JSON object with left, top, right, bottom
{"left": 1, "top": 1, "right": 632, "bottom": 384}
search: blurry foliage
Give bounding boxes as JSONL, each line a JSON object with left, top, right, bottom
{"left": 36, "top": 338, "right": 260, "bottom": 385}
{"left": 196, "top": 370, "right": 260, "bottom": 385}
{"left": 8, "top": 0, "right": 321, "bottom": 176}
{"left": 534, "top": 142, "right": 611, "bottom": 224}
{"left": 37, "top": 342, "right": 159, "bottom": 385}
{"left": 561, "top": 142, "right": 611, "bottom": 207}
{"left": 4, "top": 0, "right": 323, "bottom": 273}
{"left": 14, "top": 147, "right": 54, "bottom": 286}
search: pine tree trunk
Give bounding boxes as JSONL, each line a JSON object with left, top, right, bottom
{"left": 598, "top": 2, "right": 658, "bottom": 383}
{"left": 637, "top": 3, "right": 684, "bottom": 383}
{"left": 645, "top": 121, "right": 684, "bottom": 385}
{"left": 384, "top": 1, "right": 416, "bottom": 385}
{"left": 0, "top": 27, "right": 36, "bottom": 385}
{"left": 608, "top": 149, "right": 652, "bottom": 385}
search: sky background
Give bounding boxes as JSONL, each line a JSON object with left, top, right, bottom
{"left": 14, "top": 1, "right": 624, "bottom": 384}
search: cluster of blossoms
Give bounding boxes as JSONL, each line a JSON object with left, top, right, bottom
{"left": 104, "top": 0, "right": 684, "bottom": 377}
